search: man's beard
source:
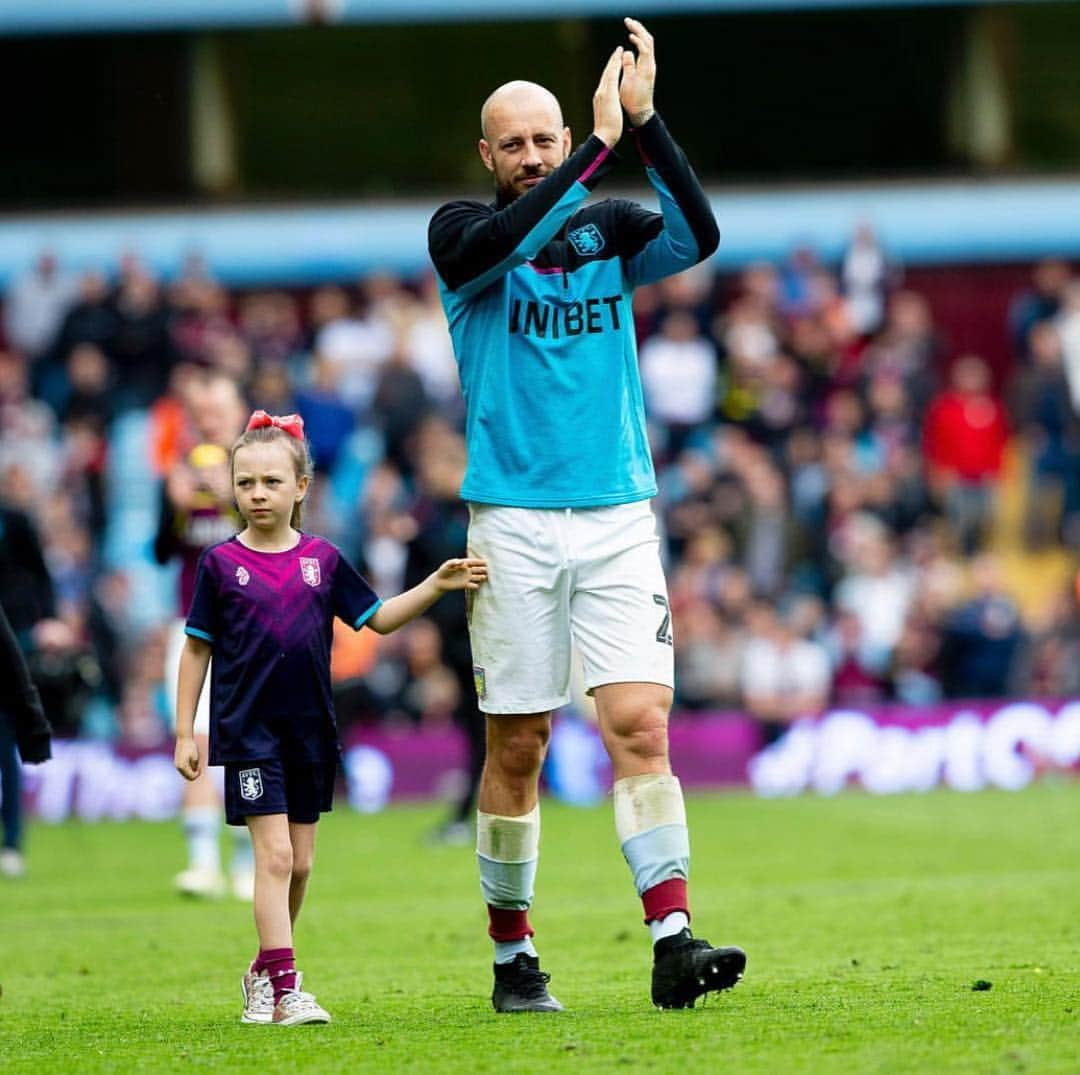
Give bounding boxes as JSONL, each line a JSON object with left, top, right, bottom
{"left": 498, "top": 167, "right": 548, "bottom": 201}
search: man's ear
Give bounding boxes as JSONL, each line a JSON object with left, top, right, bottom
{"left": 478, "top": 138, "right": 495, "bottom": 174}
{"left": 562, "top": 127, "right": 571, "bottom": 157}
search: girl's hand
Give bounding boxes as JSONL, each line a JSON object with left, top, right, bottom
{"left": 434, "top": 557, "right": 489, "bottom": 592}
{"left": 174, "top": 736, "right": 201, "bottom": 781}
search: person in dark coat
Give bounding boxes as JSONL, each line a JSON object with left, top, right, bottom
{"left": 0, "top": 503, "right": 70, "bottom": 878}
{"left": 0, "top": 599, "right": 52, "bottom": 878}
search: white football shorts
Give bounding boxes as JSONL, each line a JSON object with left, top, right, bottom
{"left": 466, "top": 500, "right": 674, "bottom": 715}
{"left": 165, "top": 617, "right": 211, "bottom": 736}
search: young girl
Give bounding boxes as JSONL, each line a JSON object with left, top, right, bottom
{"left": 174, "top": 410, "right": 487, "bottom": 1026}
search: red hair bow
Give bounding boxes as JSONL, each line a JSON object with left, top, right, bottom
{"left": 246, "top": 410, "right": 305, "bottom": 441}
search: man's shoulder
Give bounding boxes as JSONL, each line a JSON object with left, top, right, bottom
{"left": 429, "top": 198, "right": 492, "bottom": 228}
{"left": 428, "top": 200, "right": 497, "bottom": 268}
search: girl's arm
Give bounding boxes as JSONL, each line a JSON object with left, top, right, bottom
{"left": 174, "top": 635, "right": 212, "bottom": 780}
{"left": 368, "top": 558, "right": 487, "bottom": 636}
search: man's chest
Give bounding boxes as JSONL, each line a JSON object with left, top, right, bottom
{"left": 505, "top": 257, "right": 627, "bottom": 344}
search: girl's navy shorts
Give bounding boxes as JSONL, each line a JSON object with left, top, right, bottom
{"left": 223, "top": 756, "right": 338, "bottom": 826}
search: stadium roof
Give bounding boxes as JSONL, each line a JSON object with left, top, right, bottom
{"left": 0, "top": 177, "right": 1078, "bottom": 287}
{"left": 0, "top": 0, "right": 1072, "bottom": 36}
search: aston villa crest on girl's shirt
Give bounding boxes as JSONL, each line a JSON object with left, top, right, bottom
{"left": 299, "top": 557, "right": 321, "bottom": 587}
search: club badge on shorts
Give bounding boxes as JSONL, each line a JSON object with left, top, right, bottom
{"left": 239, "top": 768, "right": 263, "bottom": 801}
{"left": 473, "top": 666, "right": 487, "bottom": 700}
{"left": 299, "top": 557, "right": 321, "bottom": 587}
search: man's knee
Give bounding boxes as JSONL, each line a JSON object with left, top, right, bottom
{"left": 608, "top": 703, "right": 670, "bottom": 766}
{"left": 487, "top": 719, "right": 550, "bottom": 782}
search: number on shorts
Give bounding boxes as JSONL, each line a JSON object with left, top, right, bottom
{"left": 653, "top": 594, "right": 673, "bottom": 646}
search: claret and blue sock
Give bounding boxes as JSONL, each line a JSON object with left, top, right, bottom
{"left": 613, "top": 772, "right": 692, "bottom": 941}
{"left": 476, "top": 804, "right": 540, "bottom": 959}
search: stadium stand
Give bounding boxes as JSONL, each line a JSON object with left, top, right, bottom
{"left": 2, "top": 234, "right": 1078, "bottom": 752}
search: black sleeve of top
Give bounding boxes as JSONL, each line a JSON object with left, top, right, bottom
{"left": 621, "top": 111, "right": 719, "bottom": 261}
{"left": 428, "top": 135, "right": 616, "bottom": 293}
{"left": 0, "top": 601, "right": 52, "bottom": 764}
{"left": 152, "top": 482, "right": 179, "bottom": 565}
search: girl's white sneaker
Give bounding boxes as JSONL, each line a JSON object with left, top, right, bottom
{"left": 272, "top": 986, "right": 331, "bottom": 1026}
{"left": 240, "top": 969, "right": 274, "bottom": 1024}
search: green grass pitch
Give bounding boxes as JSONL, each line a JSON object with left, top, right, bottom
{"left": 2, "top": 782, "right": 1078, "bottom": 1073}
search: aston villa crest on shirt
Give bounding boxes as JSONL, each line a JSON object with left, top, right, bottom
{"left": 568, "top": 223, "right": 604, "bottom": 256}
{"left": 235, "top": 565, "right": 250, "bottom": 587}
{"left": 299, "top": 556, "right": 321, "bottom": 587}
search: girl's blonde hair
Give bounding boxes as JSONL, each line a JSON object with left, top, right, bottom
{"left": 230, "top": 423, "right": 314, "bottom": 530}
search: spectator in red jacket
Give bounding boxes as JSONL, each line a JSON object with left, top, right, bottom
{"left": 923, "top": 355, "right": 1008, "bottom": 554}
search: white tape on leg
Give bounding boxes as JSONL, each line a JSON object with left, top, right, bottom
{"left": 613, "top": 774, "right": 686, "bottom": 843}
{"left": 476, "top": 805, "right": 540, "bottom": 863}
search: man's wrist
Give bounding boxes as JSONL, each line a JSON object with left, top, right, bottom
{"left": 592, "top": 128, "right": 619, "bottom": 148}
{"left": 628, "top": 107, "right": 655, "bottom": 128}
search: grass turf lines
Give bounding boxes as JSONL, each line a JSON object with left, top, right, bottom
{"left": 2, "top": 783, "right": 1078, "bottom": 1073}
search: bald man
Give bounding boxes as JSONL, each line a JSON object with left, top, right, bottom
{"left": 428, "top": 19, "right": 745, "bottom": 1012}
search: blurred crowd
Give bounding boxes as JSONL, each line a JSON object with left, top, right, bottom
{"left": 2, "top": 235, "right": 1080, "bottom": 750}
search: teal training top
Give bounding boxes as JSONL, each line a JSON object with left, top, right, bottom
{"left": 428, "top": 113, "right": 719, "bottom": 509}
